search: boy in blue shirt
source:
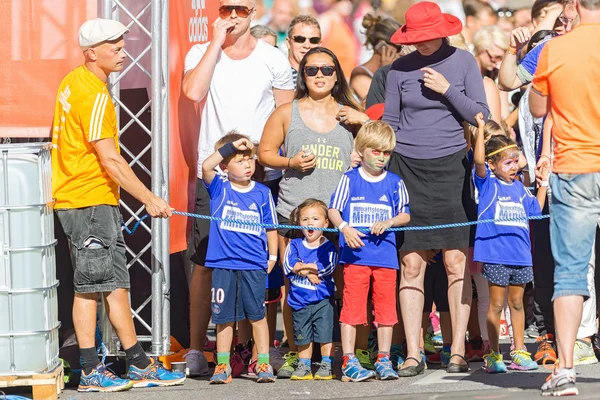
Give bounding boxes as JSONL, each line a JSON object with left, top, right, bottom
{"left": 329, "top": 121, "right": 410, "bottom": 382}
{"left": 202, "top": 132, "right": 278, "bottom": 384}
{"left": 283, "top": 199, "right": 338, "bottom": 381}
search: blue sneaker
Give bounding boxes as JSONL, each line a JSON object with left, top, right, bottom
{"left": 256, "top": 363, "right": 276, "bottom": 383}
{"left": 128, "top": 357, "right": 186, "bottom": 387}
{"left": 375, "top": 358, "right": 399, "bottom": 380}
{"left": 483, "top": 351, "right": 507, "bottom": 374}
{"left": 508, "top": 350, "right": 538, "bottom": 371}
{"left": 210, "top": 363, "right": 232, "bottom": 384}
{"left": 342, "top": 356, "right": 376, "bottom": 382}
{"left": 78, "top": 363, "right": 133, "bottom": 392}
{"left": 421, "top": 349, "right": 428, "bottom": 370}
{"left": 391, "top": 347, "right": 405, "bottom": 370}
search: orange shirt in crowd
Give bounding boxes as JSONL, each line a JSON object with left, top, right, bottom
{"left": 51, "top": 65, "right": 120, "bottom": 209}
{"left": 532, "top": 23, "right": 600, "bottom": 174}
{"left": 321, "top": 17, "right": 358, "bottom": 79}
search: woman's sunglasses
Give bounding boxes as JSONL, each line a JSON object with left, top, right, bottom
{"left": 292, "top": 35, "right": 321, "bottom": 45}
{"left": 497, "top": 7, "right": 514, "bottom": 18}
{"left": 218, "top": 5, "right": 254, "bottom": 18}
{"left": 304, "top": 66, "right": 335, "bottom": 77}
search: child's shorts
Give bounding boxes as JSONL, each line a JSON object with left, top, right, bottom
{"left": 482, "top": 263, "right": 533, "bottom": 286}
{"left": 340, "top": 264, "right": 398, "bottom": 326}
{"left": 292, "top": 298, "right": 334, "bottom": 346}
{"left": 211, "top": 268, "right": 267, "bottom": 324}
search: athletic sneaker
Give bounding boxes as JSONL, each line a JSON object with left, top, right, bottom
{"left": 375, "top": 357, "right": 399, "bottom": 380}
{"left": 314, "top": 361, "right": 334, "bottom": 380}
{"left": 535, "top": 334, "right": 557, "bottom": 364}
{"left": 269, "top": 347, "right": 286, "bottom": 372}
{"left": 128, "top": 358, "right": 186, "bottom": 387}
{"left": 541, "top": 367, "right": 578, "bottom": 397}
{"left": 341, "top": 356, "right": 375, "bottom": 382}
{"left": 356, "top": 348, "right": 375, "bottom": 370}
{"left": 526, "top": 323, "right": 539, "bottom": 339}
{"left": 391, "top": 347, "right": 405, "bottom": 370}
{"left": 78, "top": 363, "right": 133, "bottom": 392}
{"left": 508, "top": 350, "right": 538, "bottom": 371}
{"left": 247, "top": 359, "right": 258, "bottom": 377}
{"left": 427, "top": 345, "right": 451, "bottom": 367}
{"left": 277, "top": 351, "right": 299, "bottom": 378}
{"left": 256, "top": 363, "right": 276, "bottom": 383}
{"left": 421, "top": 349, "right": 428, "bottom": 370}
{"left": 184, "top": 349, "right": 209, "bottom": 377}
{"left": 466, "top": 337, "right": 485, "bottom": 362}
{"left": 424, "top": 332, "right": 437, "bottom": 355}
{"left": 290, "top": 362, "right": 313, "bottom": 380}
{"left": 573, "top": 339, "right": 599, "bottom": 365}
{"left": 483, "top": 351, "right": 507, "bottom": 374}
{"left": 210, "top": 363, "right": 232, "bottom": 384}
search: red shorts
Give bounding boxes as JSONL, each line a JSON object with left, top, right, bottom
{"left": 339, "top": 264, "right": 398, "bottom": 326}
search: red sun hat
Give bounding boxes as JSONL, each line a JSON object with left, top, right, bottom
{"left": 391, "top": 2, "right": 463, "bottom": 45}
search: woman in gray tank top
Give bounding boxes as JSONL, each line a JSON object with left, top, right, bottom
{"left": 259, "top": 47, "right": 367, "bottom": 373}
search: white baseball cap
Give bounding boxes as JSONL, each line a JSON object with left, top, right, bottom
{"left": 79, "top": 18, "right": 129, "bottom": 50}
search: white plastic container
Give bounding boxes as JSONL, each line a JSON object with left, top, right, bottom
{"left": 0, "top": 143, "right": 60, "bottom": 374}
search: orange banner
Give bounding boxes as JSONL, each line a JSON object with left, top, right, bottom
{"left": 168, "top": 0, "right": 219, "bottom": 253}
{"left": 0, "top": 0, "right": 97, "bottom": 137}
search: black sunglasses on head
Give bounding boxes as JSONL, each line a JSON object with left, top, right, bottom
{"left": 292, "top": 35, "right": 321, "bottom": 45}
{"left": 304, "top": 65, "right": 335, "bottom": 77}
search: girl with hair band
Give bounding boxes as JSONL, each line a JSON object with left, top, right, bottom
{"left": 472, "top": 113, "right": 548, "bottom": 373}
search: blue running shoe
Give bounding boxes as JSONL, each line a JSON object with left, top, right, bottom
{"left": 256, "top": 363, "right": 276, "bottom": 383}
{"left": 78, "top": 363, "right": 133, "bottom": 392}
{"left": 341, "top": 356, "right": 376, "bottom": 382}
{"left": 509, "top": 350, "right": 538, "bottom": 371}
{"left": 375, "top": 358, "right": 399, "bottom": 380}
{"left": 483, "top": 351, "right": 507, "bottom": 374}
{"left": 391, "top": 347, "right": 405, "bottom": 370}
{"left": 128, "top": 358, "right": 186, "bottom": 387}
{"left": 210, "top": 363, "right": 232, "bottom": 384}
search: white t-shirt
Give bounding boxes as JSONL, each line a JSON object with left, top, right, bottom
{"left": 184, "top": 39, "right": 294, "bottom": 179}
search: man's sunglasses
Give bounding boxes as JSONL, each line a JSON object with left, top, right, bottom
{"left": 304, "top": 65, "right": 335, "bottom": 77}
{"left": 496, "top": 7, "right": 514, "bottom": 18}
{"left": 219, "top": 5, "right": 254, "bottom": 18}
{"left": 292, "top": 35, "right": 321, "bottom": 45}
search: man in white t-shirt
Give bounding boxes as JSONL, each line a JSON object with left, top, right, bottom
{"left": 182, "top": 0, "right": 294, "bottom": 377}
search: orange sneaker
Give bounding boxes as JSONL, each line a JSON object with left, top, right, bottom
{"left": 534, "top": 334, "right": 557, "bottom": 365}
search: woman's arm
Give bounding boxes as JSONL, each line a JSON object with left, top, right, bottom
{"left": 258, "top": 105, "right": 291, "bottom": 170}
{"left": 382, "top": 69, "right": 401, "bottom": 132}
{"left": 483, "top": 77, "right": 502, "bottom": 123}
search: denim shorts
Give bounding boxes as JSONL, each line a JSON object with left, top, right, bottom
{"left": 550, "top": 172, "right": 600, "bottom": 300}
{"left": 482, "top": 263, "right": 533, "bottom": 286}
{"left": 210, "top": 268, "right": 267, "bottom": 324}
{"left": 56, "top": 205, "right": 129, "bottom": 293}
{"left": 292, "top": 298, "right": 334, "bottom": 346}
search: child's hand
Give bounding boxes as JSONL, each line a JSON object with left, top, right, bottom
{"left": 341, "top": 226, "right": 366, "bottom": 248}
{"left": 426, "top": 249, "right": 440, "bottom": 265}
{"left": 307, "top": 274, "right": 322, "bottom": 285}
{"left": 475, "top": 112, "right": 485, "bottom": 128}
{"left": 232, "top": 138, "right": 253, "bottom": 151}
{"left": 538, "top": 165, "right": 550, "bottom": 182}
{"left": 371, "top": 219, "right": 393, "bottom": 236}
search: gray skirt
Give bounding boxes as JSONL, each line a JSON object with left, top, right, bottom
{"left": 387, "top": 149, "right": 476, "bottom": 251}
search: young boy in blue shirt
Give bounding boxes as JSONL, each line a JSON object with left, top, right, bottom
{"left": 329, "top": 121, "right": 410, "bottom": 382}
{"left": 202, "top": 131, "right": 279, "bottom": 384}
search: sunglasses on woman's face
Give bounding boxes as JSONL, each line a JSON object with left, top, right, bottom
{"left": 496, "top": 7, "right": 514, "bottom": 18}
{"left": 292, "top": 35, "right": 321, "bottom": 45}
{"left": 218, "top": 5, "right": 254, "bottom": 18}
{"left": 304, "top": 65, "right": 335, "bottom": 77}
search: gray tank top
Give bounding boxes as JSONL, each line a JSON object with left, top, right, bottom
{"left": 276, "top": 100, "right": 354, "bottom": 219}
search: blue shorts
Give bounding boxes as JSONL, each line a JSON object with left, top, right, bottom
{"left": 211, "top": 268, "right": 267, "bottom": 324}
{"left": 550, "top": 172, "right": 600, "bottom": 301}
{"left": 292, "top": 298, "right": 334, "bottom": 346}
{"left": 482, "top": 263, "right": 533, "bottom": 286}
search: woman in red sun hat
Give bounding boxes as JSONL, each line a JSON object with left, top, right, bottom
{"left": 382, "top": 1, "right": 490, "bottom": 377}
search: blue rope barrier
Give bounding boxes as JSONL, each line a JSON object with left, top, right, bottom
{"left": 122, "top": 210, "right": 550, "bottom": 235}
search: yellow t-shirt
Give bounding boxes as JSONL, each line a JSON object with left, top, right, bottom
{"left": 51, "top": 65, "right": 120, "bottom": 208}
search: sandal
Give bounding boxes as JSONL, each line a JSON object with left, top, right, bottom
{"left": 446, "top": 353, "right": 469, "bottom": 373}
{"left": 397, "top": 356, "right": 425, "bottom": 377}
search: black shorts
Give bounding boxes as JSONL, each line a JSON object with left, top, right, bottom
{"left": 423, "top": 259, "right": 449, "bottom": 313}
{"left": 292, "top": 298, "right": 334, "bottom": 346}
{"left": 190, "top": 178, "right": 211, "bottom": 265}
{"left": 56, "top": 205, "right": 129, "bottom": 293}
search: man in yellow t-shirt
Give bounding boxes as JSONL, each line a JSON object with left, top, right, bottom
{"left": 529, "top": 0, "right": 600, "bottom": 396}
{"left": 52, "top": 18, "right": 184, "bottom": 392}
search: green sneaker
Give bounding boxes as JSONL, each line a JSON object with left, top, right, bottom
{"left": 573, "top": 339, "right": 599, "bottom": 366}
{"left": 277, "top": 351, "right": 299, "bottom": 379}
{"left": 290, "top": 362, "right": 313, "bottom": 380}
{"left": 356, "top": 349, "right": 374, "bottom": 370}
{"left": 424, "top": 332, "right": 437, "bottom": 355}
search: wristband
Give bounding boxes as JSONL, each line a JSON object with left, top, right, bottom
{"left": 338, "top": 221, "right": 348, "bottom": 230}
{"left": 540, "top": 181, "right": 549, "bottom": 187}
{"left": 539, "top": 154, "right": 551, "bottom": 161}
{"left": 217, "top": 142, "right": 237, "bottom": 158}
{"left": 268, "top": 254, "right": 278, "bottom": 262}
{"left": 507, "top": 46, "right": 517, "bottom": 55}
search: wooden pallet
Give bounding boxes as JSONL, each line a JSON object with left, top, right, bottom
{"left": 0, "top": 364, "right": 64, "bottom": 400}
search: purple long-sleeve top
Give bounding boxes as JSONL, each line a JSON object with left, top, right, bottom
{"left": 383, "top": 40, "right": 490, "bottom": 159}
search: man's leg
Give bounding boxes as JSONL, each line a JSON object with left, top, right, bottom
{"left": 72, "top": 292, "right": 100, "bottom": 373}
